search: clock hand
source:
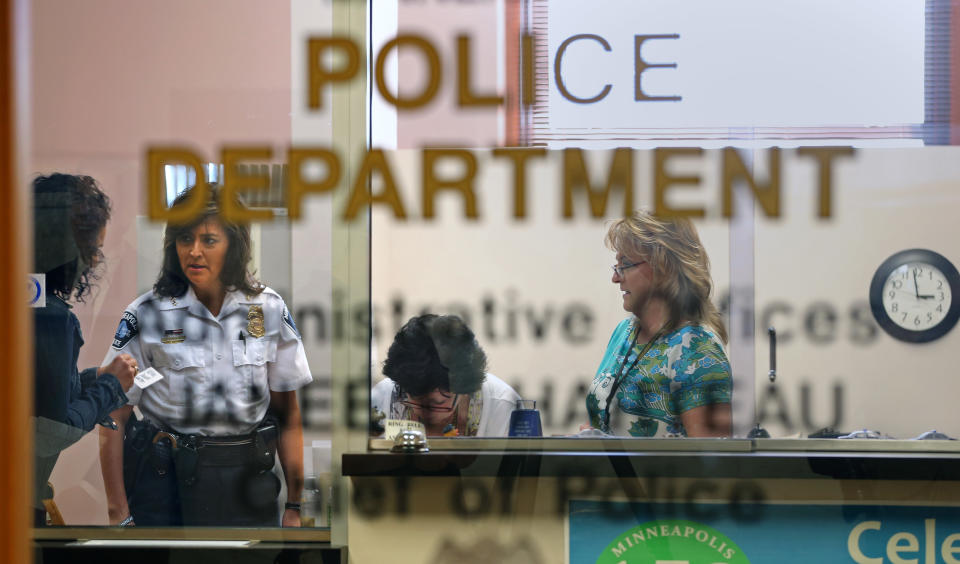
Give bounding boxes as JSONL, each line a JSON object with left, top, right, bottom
{"left": 913, "top": 270, "right": 921, "bottom": 299}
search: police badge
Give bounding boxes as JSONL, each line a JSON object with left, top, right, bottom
{"left": 247, "top": 305, "right": 266, "bottom": 338}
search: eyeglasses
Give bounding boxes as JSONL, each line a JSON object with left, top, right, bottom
{"left": 612, "top": 260, "right": 646, "bottom": 277}
{"left": 400, "top": 393, "right": 460, "bottom": 412}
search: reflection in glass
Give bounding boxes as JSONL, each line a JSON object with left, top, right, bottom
{"left": 32, "top": 174, "right": 135, "bottom": 527}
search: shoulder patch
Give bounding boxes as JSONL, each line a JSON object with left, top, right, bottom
{"left": 112, "top": 311, "right": 139, "bottom": 349}
{"left": 282, "top": 306, "right": 300, "bottom": 338}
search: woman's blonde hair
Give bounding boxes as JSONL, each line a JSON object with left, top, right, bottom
{"left": 606, "top": 210, "right": 727, "bottom": 343}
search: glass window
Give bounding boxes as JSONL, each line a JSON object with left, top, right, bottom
{"left": 28, "top": 0, "right": 343, "bottom": 535}
{"left": 367, "top": 0, "right": 960, "bottom": 444}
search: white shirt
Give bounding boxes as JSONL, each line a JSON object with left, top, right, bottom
{"left": 371, "top": 373, "right": 520, "bottom": 437}
{"left": 103, "top": 286, "right": 312, "bottom": 436}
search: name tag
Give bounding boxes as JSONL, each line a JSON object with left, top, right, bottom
{"left": 384, "top": 419, "right": 426, "bottom": 440}
{"left": 134, "top": 367, "right": 164, "bottom": 389}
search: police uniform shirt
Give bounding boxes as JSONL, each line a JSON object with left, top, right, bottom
{"left": 102, "top": 286, "right": 312, "bottom": 436}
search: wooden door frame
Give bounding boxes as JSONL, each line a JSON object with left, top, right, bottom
{"left": 1, "top": 0, "right": 33, "bottom": 562}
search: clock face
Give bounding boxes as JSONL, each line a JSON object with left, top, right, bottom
{"left": 870, "top": 249, "right": 960, "bottom": 343}
{"left": 881, "top": 263, "right": 953, "bottom": 331}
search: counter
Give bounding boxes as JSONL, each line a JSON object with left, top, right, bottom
{"left": 343, "top": 439, "right": 960, "bottom": 563}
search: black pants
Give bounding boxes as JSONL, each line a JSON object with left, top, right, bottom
{"left": 124, "top": 423, "right": 281, "bottom": 527}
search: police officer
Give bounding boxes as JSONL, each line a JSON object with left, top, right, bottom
{"left": 99, "top": 185, "right": 311, "bottom": 527}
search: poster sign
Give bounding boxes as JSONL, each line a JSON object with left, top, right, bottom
{"left": 569, "top": 500, "right": 960, "bottom": 563}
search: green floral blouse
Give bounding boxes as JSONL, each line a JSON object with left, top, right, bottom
{"left": 587, "top": 319, "right": 732, "bottom": 437}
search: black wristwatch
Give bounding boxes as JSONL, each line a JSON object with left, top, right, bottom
{"left": 284, "top": 502, "right": 301, "bottom": 512}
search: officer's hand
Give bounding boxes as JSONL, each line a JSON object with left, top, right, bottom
{"left": 100, "top": 354, "right": 139, "bottom": 392}
{"left": 282, "top": 508, "right": 301, "bottom": 528}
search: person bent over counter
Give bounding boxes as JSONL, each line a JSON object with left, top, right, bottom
{"left": 587, "top": 210, "right": 732, "bottom": 438}
{"left": 372, "top": 314, "right": 520, "bottom": 437}
{"left": 98, "top": 185, "right": 312, "bottom": 527}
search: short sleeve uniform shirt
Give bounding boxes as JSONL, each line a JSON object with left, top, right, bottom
{"left": 102, "top": 286, "right": 311, "bottom": 436}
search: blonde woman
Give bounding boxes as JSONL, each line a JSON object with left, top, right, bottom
{"left": 586, "top": 211, "right": 732, "bottom": 438}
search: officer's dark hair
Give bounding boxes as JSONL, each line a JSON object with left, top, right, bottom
{"left": 383, "top": 314, "right": 487, "bottom": 397}
{"left": 154, "top": 184, "right": 264, "bottom": 298}
{"left": 33, "top": 173, "right": 112, "bottom": 303}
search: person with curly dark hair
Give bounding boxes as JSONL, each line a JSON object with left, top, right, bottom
{"left": 372, "top": 314, "right": 520, "bottom": 437}
{"left": 33, "top": 173, "right": 138, "bottom": 526}
{"left": 99, "top": 184, "right": 311, "bottom": 528}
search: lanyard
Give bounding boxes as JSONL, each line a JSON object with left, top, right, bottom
{"left": 603, "top": 325, "right": 666, "bottom": 430}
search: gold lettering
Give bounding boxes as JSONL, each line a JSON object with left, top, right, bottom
{"left": 146, "top": 148, "right": 208, "bottom": 223}
{"left": 492, "top": 148, "right": 546, "bottom": 219}
{"left": 796, "top": 146, "right": 854, "bottom": 218}
{"left": 221, "top": 147, "right": 274, "bottom": 223}
{"left": 722, "top": 147, "right": 781, "bottom": 218}
{"left": 563, "top": 148, "right": 633, "bottom": 219}
{"left": 343, "top": 149, "right": 407, "bottom": 220}
{"left": 522, "top": 33, "right": 536, "bottom": 107}
{"left": 288, "top": 147, "right": 342, "bottom": 219}
{"left": 654, "top": 147, "right": 704, "bottom": 218}
{"left": 422, "top": 149, "right": 479, "bottom": 219}
{"left": 375, "top": 35, "right": 441, "bottom": 109}
{"left": 457, "top": 35, "right": 503, "bottom": 107}
{"left": 307, "top": 37, "right": 361, "bottom": 110}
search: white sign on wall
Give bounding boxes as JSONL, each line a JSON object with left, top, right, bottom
{"left": 29, "top": 273, "right": 46, "bottom": 308}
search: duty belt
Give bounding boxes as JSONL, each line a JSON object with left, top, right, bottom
{"left": 146, "top": 423, "right": 278, "bottom": 484}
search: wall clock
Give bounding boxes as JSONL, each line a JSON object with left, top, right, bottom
{"left": 869, "top": 249, "right": 960, "bottom": 343}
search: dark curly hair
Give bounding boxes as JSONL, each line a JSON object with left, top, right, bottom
{"left": 383, "top": 314, "right": 488, "bottom": 397}
{"left": 154, "top": 183, "right": 264, "bottom": 298}
{"left": 33, "top": 174, "right": 112, "bottom": 303}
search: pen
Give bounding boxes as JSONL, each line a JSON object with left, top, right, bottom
{"left": 239, "top": 330, "right": 246, "bottom": 352}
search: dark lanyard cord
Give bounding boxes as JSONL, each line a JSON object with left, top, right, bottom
{"left": 603, "top": 326, "right": 666, "bottom": 429}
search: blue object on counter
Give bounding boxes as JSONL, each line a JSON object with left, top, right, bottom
{"left": 508, "top": 399, "right": 543, "bottom": 437}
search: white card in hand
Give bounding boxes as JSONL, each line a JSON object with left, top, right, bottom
{"left": 134, "top": 367, "right": 164, "bottom": 389}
